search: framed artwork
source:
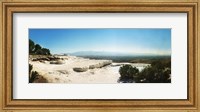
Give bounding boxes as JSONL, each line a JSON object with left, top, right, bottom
{"left": 0, "top": 0, "right": 199, "bottom": 111}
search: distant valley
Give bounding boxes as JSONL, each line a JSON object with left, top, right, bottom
{"left": 59, "top": 51, "right": 171, "bottom": 63}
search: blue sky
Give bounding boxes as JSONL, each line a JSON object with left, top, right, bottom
{"left": 29, "top": 29, "right": 171, "bottom": 55}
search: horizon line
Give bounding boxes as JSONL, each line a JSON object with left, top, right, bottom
{"left": 53, "top": 51, "right": 171, "bottom": 56}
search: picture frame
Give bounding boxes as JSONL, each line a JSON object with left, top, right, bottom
{"left": 0, "top": 0, "right": 199, "bottom": 111}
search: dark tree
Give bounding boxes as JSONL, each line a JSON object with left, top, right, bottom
{"left": 34, "top": 44, "right": 42, "bottom": 53}
{"left": 41, "top": 48, "right": 51, "bottom": 55}
{"left": 29, "top": 39, "right": 35, "bottom": 54}
{"left": 29, "top": 39, "right": 51, "bottom": 55}
{"left": 35, "top": 49, "right": 44, "bottom": 55}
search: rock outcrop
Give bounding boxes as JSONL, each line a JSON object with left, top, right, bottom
{"left": 73, "top": 60, "right": 112, "bottom": 72}
{"left": 89, "top": 60, "right": 112, "bottom": 69}
{"left": 30, "top": 55, "right": 64, "bottom": 62}
{"left": 50, "top": 60, "right": 65, "bottom": 64}
{"left": 73, "top": 67, "right": 88, "bottom": 72}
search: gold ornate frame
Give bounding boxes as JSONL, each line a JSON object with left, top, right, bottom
{"left": 0, "top": 0, "right": 199, "bottom": 111}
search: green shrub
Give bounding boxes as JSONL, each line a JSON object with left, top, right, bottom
{"left": 29, "top": 64, "right": 39, "bottom": 83}
{"left": 136, "top": 66, "right": 157, "bottom": 83}
{"left": 134, "top": 61, "right": 171, "bottom": 83}
{"left": 29, "top": 64, "right": 33, "bottom": 74}
{"left": 118, "top": 64, "right": 139, "bottom": 83}
{"left": 118, "top": 60, "right": 171, "bottom": 83}
{"left": 29, "top": 71, "right": 39, "bottom": 83}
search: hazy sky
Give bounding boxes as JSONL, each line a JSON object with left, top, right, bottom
{"left": 29, "top": 29, "right": 171, "bottom": 55}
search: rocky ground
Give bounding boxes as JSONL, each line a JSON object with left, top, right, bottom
{"left": 29, "top": 55, "right": 149, "bottom": 83}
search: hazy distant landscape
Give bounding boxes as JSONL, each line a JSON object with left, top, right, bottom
{"left": 29, "top": 29, "right": 171, "bottom": 83}
{"left": 65, "top": 51, "right": 169, "bottom": 61}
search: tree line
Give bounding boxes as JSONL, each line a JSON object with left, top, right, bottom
{"left": 29, "top": 39, "right": 51, "bottom": 55}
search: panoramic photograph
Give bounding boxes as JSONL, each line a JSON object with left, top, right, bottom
{"left": 29, "top": 29, "right": 171, "bottom": 83}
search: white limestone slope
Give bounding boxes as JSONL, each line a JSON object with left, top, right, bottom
{"left": 29, "top": 56, "right": 149, "bottom": 83}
